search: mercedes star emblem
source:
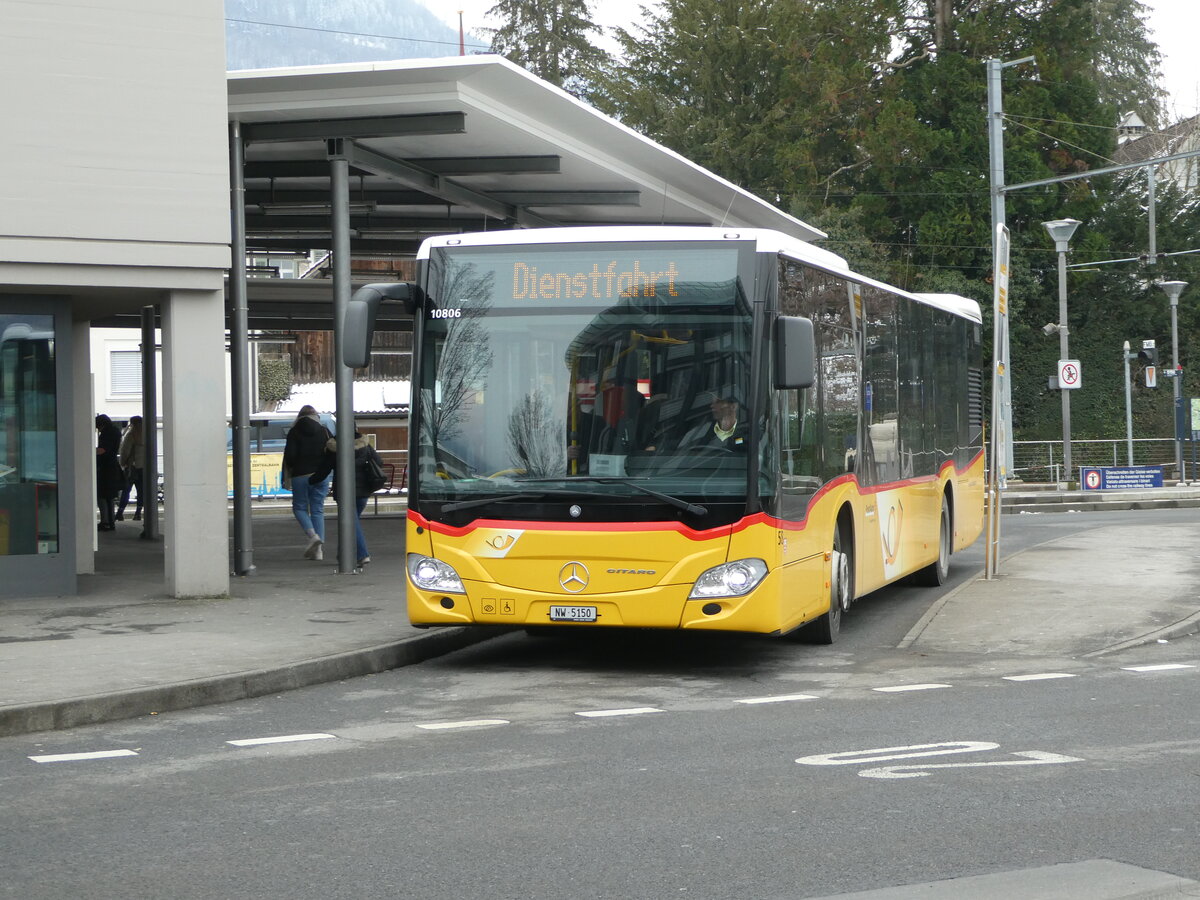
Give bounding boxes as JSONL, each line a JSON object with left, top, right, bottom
{"left": 558, "top": 562, "right": 589, "bottom": 593}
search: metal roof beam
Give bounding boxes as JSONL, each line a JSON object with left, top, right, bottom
{"left": 331, "top": 139, "right": 557, "bottom": 228}
{"left": 246, "top": 189, "right": 637, "bottom": 207}
{"left": 243, "top": 161, "right": 373, "bottom": 179}
{"left": 411, "top": 155, "right": 561, "bottom": 175}
{"left": 243, "top": 113, "right": 466, "bottom": 144}
{"left": 245, "top": 215, "right": 483, "bottom": 230}
{"left": 245, "top": 189, "right": 440, "bottom": 206}
{"left": 242, "top": 155, "right": 561, "bottom": 180}
{"left": 489, "top": 190, "right": 640, "bottom": 206}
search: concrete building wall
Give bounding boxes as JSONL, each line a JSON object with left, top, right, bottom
{"left": 0, "top": 0, "right": 231, "bottom": 599}
{"left": 0, "top": 0, "right": 229, "bottom": 266}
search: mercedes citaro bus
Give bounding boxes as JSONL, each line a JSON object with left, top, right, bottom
{"left": 344, "top": 227, "right": 984, "bottom": 642}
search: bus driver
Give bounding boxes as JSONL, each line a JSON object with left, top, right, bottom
{"left": 679, "top": 391, "right": 748, "bottom": 452}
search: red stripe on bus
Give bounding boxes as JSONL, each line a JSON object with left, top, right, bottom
{"left": 409, "top": 450, "right": 983, "bottom": 540}
{"left": 409, "top": 509, "right": 735, "bottom": 541}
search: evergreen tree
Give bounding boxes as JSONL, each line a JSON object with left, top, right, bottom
{"left": 485, "top": 0, "right": 608, "bottom": 92}
{"left": 589, "top": 0, "right": 1189, "bottom": 443}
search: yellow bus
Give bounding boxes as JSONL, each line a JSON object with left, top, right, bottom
{"left": 345, "top": 227, "right": 985, "bottom": 642}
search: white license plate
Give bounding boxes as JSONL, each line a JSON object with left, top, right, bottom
{"left": 549, "top": 605, "right": 598, "bottom": 622}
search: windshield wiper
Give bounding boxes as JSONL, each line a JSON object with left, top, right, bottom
{"left": 438, "top": 488, "right": 584, "bottom": 514}
{"left": 515, "top": 476, "right": 707, "bottom": 516}
{"left": 439, "top": 492, "right": 546, "bottom": 514}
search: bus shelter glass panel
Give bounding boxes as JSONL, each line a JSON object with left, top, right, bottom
{"left": 0, "top": 315, "right": 58, "bottom": 555}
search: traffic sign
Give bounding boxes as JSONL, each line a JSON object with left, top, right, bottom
{"left": 1058, "top": 359, "right": 1081, "bottom": 390}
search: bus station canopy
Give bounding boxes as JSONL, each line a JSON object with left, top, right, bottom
{"left": 226, "top": 54, "right": 824, "bottom": 263}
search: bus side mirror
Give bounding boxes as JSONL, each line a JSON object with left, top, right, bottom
{"left": 775, "top": 316, "right": 815, "bottom": 389}
{"left": 343, "top": 282, "right": 421, "bottom": 369}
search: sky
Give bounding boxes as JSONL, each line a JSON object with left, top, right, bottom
{"left": 1143, "top": 0, "right": 1200, "bottom": 118}
{"left": 422, "top": 0, "right": 1200, "bottom": 120}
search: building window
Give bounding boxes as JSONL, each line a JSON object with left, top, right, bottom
{"left": 110, "top": 350, "right": 141, "bottom": 394}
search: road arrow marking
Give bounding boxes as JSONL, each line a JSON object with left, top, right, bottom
{"left": 858, "top": 750, "right": 1083, "bottom": 780}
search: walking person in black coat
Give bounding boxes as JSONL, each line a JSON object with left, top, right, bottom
{"left": 282, "top": 405, "right": 333, "bottom": 560}
{"left": 95, "top": 414, "right": 123, "bottom": 531}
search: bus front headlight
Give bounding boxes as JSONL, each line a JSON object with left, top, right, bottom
{"left": 688, "top": 558, "right": 768, "bottom": 599}
{"left": 407, "top": 553, "right": 466, "bottom": 594}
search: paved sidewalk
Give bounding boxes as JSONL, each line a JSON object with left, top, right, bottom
{"left": 904, "top": 520, "right": 1200, "bottom": 657}
{"left": 2, "top": 505, "right": 1198, "bottom": 738}
{"left": 0, "top": 507, "right": 498, "bottom": 737}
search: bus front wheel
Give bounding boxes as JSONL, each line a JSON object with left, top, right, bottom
{"left": 806, "top": 526, "right": 851, "bottom": 644}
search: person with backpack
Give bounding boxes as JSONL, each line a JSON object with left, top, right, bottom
{"left": 310, "top": 428, "right": 387, "bottom": 568}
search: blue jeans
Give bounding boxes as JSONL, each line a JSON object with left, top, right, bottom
{"left": 291, "top": 474, "right": 330, "bottom": 540}
{"left": 354, "top": 495, "right": 369, "bottom": 561}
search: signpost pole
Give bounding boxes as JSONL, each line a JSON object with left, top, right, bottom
{"left": 1123, "top": 340, "right": 1134, "bottom": 466}
{"left": 1044, "top": 219, "right": 1081, "bottom": 487}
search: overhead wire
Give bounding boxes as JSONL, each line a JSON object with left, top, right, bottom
{"left": 225, "top": 17, "right": 491, "bottom": 52}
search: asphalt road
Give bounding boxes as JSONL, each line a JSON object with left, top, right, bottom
{"left": 2, "top": 509, "right": 1198, "bottom": 900}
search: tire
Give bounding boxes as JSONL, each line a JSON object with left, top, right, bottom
{"left": 912, "top": 494, "right": 951, "bottom": 587}
{"left": 806, "top": 525, "right": 851, "bottom": 644}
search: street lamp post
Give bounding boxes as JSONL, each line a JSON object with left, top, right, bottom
{"left": 1044, "top": 218, "right": 1081, "bottom": 486}
{"left": 1158, "top": 280, "right": 1188, "bottom": 482}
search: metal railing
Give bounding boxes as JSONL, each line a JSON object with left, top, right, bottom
{"left": 1011, "top": 438, "right": 1189, "bottom": 483}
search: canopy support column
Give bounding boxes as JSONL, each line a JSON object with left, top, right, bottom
{"left": 140, "top": 305, "right": 160, "bottom": 542}
{"left": 330, "top": 144, "right": 358, "bottom": 573}
{"left": 230, "top": 120, "right": 255, "bottom": 575}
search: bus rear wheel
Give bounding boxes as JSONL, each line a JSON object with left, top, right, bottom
{"left": 912, "top": 494, "right": 951, "bottom": 587}
{"left": 806, "top": 526, "right": 851, "bottom": 644}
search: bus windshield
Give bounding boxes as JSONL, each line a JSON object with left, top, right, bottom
{"left": 413, "top": 241, "right": 759, "bottom": 513}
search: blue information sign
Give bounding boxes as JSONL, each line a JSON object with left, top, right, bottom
{"left": 1080, "top": 466, "right": 1164, "bottom": 490}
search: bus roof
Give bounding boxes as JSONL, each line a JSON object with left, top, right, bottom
{"left": 418, "top": 227, "right": 983, "bottom": 324}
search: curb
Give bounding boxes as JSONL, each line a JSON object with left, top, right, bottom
{"left": 0, "top": 625, "right": 504, "bottom": 739}
{"left": 1081, "top": 609, "right": 1200, "bottom": 657}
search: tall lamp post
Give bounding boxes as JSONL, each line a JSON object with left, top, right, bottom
{"left": 1044, "top": 218, "right": 1081, "bottom": 485}
{"left": 1158, "top": 280, "right": 1188, "bottom": 482}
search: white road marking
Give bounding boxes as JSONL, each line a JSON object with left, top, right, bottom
{"left": 1004, "top": 673, "right": 1078, "bottom": 682}
{"left": 736, "top": 693, "right": 818, "bottom": 705}
{"left": 29, "top": 749, "right": 139, "bottom": 763}
{"left": 1122, "top": 664, "right": 1196, "bottom": 672}
{"left": 872, "top": 683, "right": 951, "bottom": 693}
{"left": 414, "top": 719, "right": 510, "bottom": 730}
{"left": 575, "top": 707, "right": 663, "bottom": 718}
{"left": 226, "top": 733, "right": 336, "bottom": 747}
{"left": 797, "top": 741, "right": 999, "bottom": 767}
{"left": 858, "top": 750, "right": 1083, "bottom": 780}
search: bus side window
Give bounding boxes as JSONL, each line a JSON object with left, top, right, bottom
{"left": 862, "top": 286, "right": 900, "bottom": 485}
